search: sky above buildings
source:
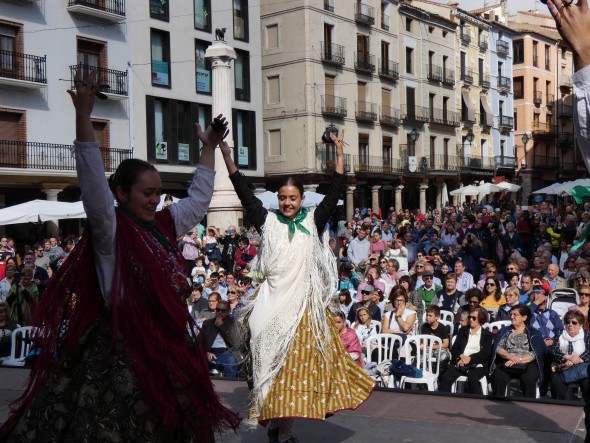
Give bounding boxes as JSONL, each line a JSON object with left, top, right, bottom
{"left": 456, "top": 0, "right": 549, "bottom": 15}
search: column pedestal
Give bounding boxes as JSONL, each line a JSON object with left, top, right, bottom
{"left": 394, "top": 185, "right": 404, "bottom": 212}
{"left": 418, "top": 183, "right": 428, "bottom": 215}
{"left": 205, "top": 41, "right": 242, "bottom": 230}
{"left": 371, "top": 185, "right": 381, "bottom": 215}
{"left": 346, "top": 186, "right": 356, "bottom": 221}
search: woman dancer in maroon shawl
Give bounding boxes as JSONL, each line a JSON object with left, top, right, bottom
{"left": 0, "top": 72, "right": 240, "bottom": 441}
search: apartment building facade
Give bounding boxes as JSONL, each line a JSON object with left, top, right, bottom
{"left": 0, "top": 0, "right": 263, "bottom": 241}
{"left": 0, "top": 0, "right": 132, "bottom": 239}
{"left": 508, "top": 11, "right": 578, "bottom": 197}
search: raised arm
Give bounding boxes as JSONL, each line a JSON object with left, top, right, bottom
{"left": 314, "top": 130, "right": 346, "bottom": 235}
{"left": 170, "top": 116, "right": 228, "bottom": 235}
{"left": 219, "top": 140, "right": 268, "bottom": 230}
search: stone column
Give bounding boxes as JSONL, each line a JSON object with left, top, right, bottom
{"left": 452, "top": 182, "right": 463, "bottom": 207}
{"left": 346, "top": 186, "right": 356, "bottom": 221}
{"left": 205, "top": 41, "right": 242, "bottom": 230}
{"left": 394, "top": 185, "right": 404, "bottom": 211}
{"left": 418, "top": 183, "right": 428, "bottom": 215}
{"left": 435, "top": 181, "right": 443, "bottom": 210}
{"left": 520, "top": 169, "right": 533, "bottom": 206}
{"left": 371, "top": 185, "right": 381, "bottom": 215}
{"left": 41, "top": 185, "right": 67, "bottom": 238}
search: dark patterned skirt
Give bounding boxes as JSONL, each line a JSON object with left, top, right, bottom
{"left": 4, "top": 316, "right": 214, "bottom": 443}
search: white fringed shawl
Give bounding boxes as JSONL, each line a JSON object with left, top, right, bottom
{"left": 242, "top": 209, "right": 338, "bottom": 426}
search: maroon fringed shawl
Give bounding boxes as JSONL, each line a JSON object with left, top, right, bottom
{"left": 0, "top": 208, "right": 240, "bottom": 436}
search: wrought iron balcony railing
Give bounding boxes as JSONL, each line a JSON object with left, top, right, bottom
{"left": 401, "top": 104, "right": 429, "bottom": 123}
{"left": 442, "top": 68, "right": 455, "bottom": 86}
{"left": 69, "top": 64, "right": 128, "bottom": 97}
{"left": 497, "top": 40, "right": 509, "bottom": 56}
{"left": 355, "top": 2, "right": 375, "bottom": 26}
{"left": 495, "top": 155, "right": 516, "bottom": 168}
{"left": 460, "top": 32, "right": 471, "bottom": 46}
{"left": 353, "top": 155, "right": 401, "bottom": 174}
{"left": 0, "top": 50, "right": 46, "bottom": 85}
{"left": 479, "top": 73, "right": 490, "bottom": 89}
{"left": 379, "top": 106, "right": 400, "bottom": 127}
{"left": 379, "top": 60, "right": 399, "bottom": 81}
{"left": 479, "top": 38, "right": 488, "bottom": 51}
{"left": 498, "top": 115, "right": 514, "bottom": 129}
{"left": 0, "top": 140, "right": 132, "bottom": 172}
{"left": 67, "top": 0, "right": 125, "bottom": 20}
{"left": 533, "top": 90, "right": 543, "bottom": 105}
{"left": 429, "top": 108, "right": 460, "bottom": 127}
{"left": 427, "top": 64, "right": 443, "bottom": 82}
{"left": 321, "top": 95, "right": 347, "bottom": 117}
{"left": 560, "top": 104, "right": 574, "bottom": 117}
{"left": 355, "top": 101, "right": 377, "bottom": 122}
{"left": 497, "top": 75, "right": 511, "bottom": 92}
{"left": 461, "top": 69, "right": 474, "bottom": 85}
{"left": 321, "top": 42, "right": 345, "bottom": 66}
{"left": 532, "top": 122, "right": 557, "bottom": 138}
{"left": 534, "top": 155, "right": 558, "bottom": 169}
{"left": 355, "top": 52, "right": 375, "bottom": 73}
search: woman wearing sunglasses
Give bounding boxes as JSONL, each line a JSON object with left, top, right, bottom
{"left": 439, "top": 307, "right": 493, "bottom": 394}
{"left": 548, "top": 310, "right": 590, "bottom": 400}
{"left": 568, "top": 284, "right": 590, "bottom": 330}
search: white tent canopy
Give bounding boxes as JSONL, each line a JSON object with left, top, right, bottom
{"left": 533, "top": 179, "right": 590, "bottom": 195}
{"left": 0, "top": 200, "right": 87, "bottom": 226}
{"left": 256, "top": 190, "right": 343, "bottom": 210}
{"left": 449, "top": 185, "right": 480, "bottom": 196}
{"left": 495, "top": 181, "right": 521, "bottom": 192}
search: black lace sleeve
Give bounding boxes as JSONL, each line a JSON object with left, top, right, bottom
{"left": 314, "top": 172, "right": 346, "bottom": 238}
{"left": 228, "top": 171, "right": 268, "bottom": 231}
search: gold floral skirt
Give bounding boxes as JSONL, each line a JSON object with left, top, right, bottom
{"left": 256, "top": 311, "right": 375, "bottom": 423}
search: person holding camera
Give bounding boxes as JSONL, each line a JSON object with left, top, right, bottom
{"left": 6, "top": 266, "right": 38, "bottom": 327}
{"left": 234, "top": 236, "right": 257, "bottom": 277}
{"left": 218, "top": 226, "right": 239, "bottom": 274}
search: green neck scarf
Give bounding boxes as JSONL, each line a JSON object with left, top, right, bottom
{"left": 571, "top": 222, "right": 590, "bottom": 253}
{"left": 274, "top": 207, "right": 310, "bottom": 238}
{"left": 116, "top": 207, "right": 171, "bottom": 251}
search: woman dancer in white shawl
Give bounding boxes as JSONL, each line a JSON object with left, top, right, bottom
{"left": 220, "top": 132, "right": 374, "bottom": 443}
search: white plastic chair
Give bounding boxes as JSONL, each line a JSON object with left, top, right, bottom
{"left": 438, "top": 319, "right": 454, "bottom": 338}
{"left": 366, "top": 333, "right": 404, "bottom": 388}
{"left": 482, "top": 320, "right": 511, "bottom": 333}
{"left": 439, "top": 309, "right": 454, "bottom": 322}
{"left": 3, "top": 326, "right": 37, "bottom": 367}
{"left": 399, "top": 334, "right": 442, "bottom": 391}
{"left": 355, "top": 320, "right": 382, "bottom": 347}
{"left": 451, "top": 374, "right": 489, "bottom": 395}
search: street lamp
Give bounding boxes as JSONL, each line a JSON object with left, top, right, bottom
{"left": 409, "top": 128, "right": 419, "bottom": 156}
{"left": 521, "top": 132, "right": 530, "bottom": 148}
{"left": 466, "top": 129, "right": 475, "bottom": 146}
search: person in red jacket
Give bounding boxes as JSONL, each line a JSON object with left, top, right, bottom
{"left": 234, "top": 236, "right": 257, "bottom": 277}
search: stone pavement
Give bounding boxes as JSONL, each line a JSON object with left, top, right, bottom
{"left": 0, "top": 368, "right": 585, "bottom": 442}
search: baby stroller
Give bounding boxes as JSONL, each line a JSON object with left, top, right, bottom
{"left": 548, "top": 288, "right": 580, "bottom": 319}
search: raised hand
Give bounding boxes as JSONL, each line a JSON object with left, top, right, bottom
{"left": 329, "top": 128, "right": 345, "bottom": 174}
{"left": 547, "top": 0, "right": 590, "bottom": 69}
{"left": 195, "top": 114, "right": 229, "bottom": 148}
{"left": 67, "top": 69, "right": 98, "bottom": 115}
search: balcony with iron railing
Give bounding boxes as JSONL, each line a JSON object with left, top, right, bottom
{"left": 379, "top": 59, "right": 399, "bottom": 81}
{"left": 321, "top": 95, "right": 347, "bottom": 118}
{"left": 355, "top": 101, "right": 378, "bottom": 122}
{"left": 463, "top": 156, "right": 495, "bottom": 170}
{"left": 495, "top": 155, "right": 517, "bottom": 169}
{"left": 0, "top": 140, "right": 132, "bottom": 172}
{"left": 533, "top": 90, "right": 542, "bottom": 106}
{"left": 560, "top": 74, "right": 572, "bottom": 89}
{"left": 497, "top": 75, "right": 511, "bottom": 92}
{"left": 534, "top": 155, "right": 558, "bottom": 169}
{"left": 442, "top": 68, "right": 455, "bottom": 86}
{"left": 427, "top": 64, "right": 443, "bottom": 82}
{"left": 560, "top": 103, "right": 574, "bottom": 118}
{"left": 67, "top": 0, "right": 126, "bottom": 22}
{"left": 401, "top": 104, "right": 429, "bottom": 123}
{"left": 479, "top": 37, "right": 488, "bottom": 52}
{"left": 429, "top": 108, "right": 460, "bottom": 127}
{"left": 460, "top": 32, "right": 471, "bottom": 46}
{"left": 532, "top": 122, "right": 557, "bottom": 138}
{"left": 355, "top": 2, "right": 375, "bottom": 26}
{"left": 479, "top": 112, "right": 492, "bottom": 130}
{"left": 353, "top": 155, "right": 401, "bottom": 175}
{"left": 321, "top": 41, "right": 345, "bottom": 66}
{"left": 497, "top": 40, "right": 509, "bottom": 56}
{"left": 379, "top": 106, "right": 401, "bottom": 127}
{"left": 315, "top": 144, "right": 351, "bottom": 173}
{"left": 69, "top": 64, "right": 128, "bottom": 99}
{"left": 558, "top": 132, "right": 575, "bottom": 148}
{"left": 425, "top": 154, "right": 462, "bottom": 172}
{"left": 479, "top": 73, "right": 490, "bottom": 89}
{"left": 546, "top": 93, "right": 555, "bottom": 108}
{"left": 398, "top": 145, "right": 426, "bottom": 173}
{"left": 558, "top": 159, "right": 576, "bottom": 174}
{"left": 354, "top": 52, "right": 375, "bottom": 73}
{"left": 381, "top": 14, "right": 389, "bottom": 31}
{"left": 498, "top": 115, "right": 514, "bottom": 130}
{"left": 461, "top": 68, "right": 474, "bottom": 85}
{"left": 0, "top": 51, "right": 46, "bottom": 88}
